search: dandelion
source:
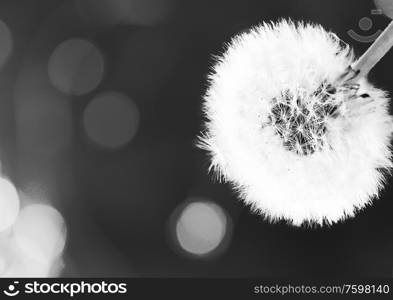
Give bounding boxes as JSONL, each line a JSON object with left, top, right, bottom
{"left": 198, "top": 20, "right": 393, "bottom": 226}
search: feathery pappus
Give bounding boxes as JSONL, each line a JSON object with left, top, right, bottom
{"left": 198, "top": 20, "right": 393, "bottom": 226}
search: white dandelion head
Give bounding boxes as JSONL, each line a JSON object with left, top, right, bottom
{"left": 198, "top": 20, "right": 393, "bottom": 226}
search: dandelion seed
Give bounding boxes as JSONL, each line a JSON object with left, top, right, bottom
{"left": 198, "top": 20, "right": 393, "bottom": 226}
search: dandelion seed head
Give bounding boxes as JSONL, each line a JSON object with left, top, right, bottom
{"left": 267, "top": 82, "right": 357, "bottom": 156}
{"left": 198, "top": 20, "right": 393, "bottom": 226}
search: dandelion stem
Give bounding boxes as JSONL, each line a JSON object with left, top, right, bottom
{"left": 343, "top": 20, "right": 393, "bottom": 84}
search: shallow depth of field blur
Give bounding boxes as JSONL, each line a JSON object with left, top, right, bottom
{"left": 0, "top": 0, "right": 393, "bottom": 277}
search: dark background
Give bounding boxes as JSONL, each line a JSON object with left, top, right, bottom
{"left": 0, "top": 0, "right": 392, "bottom": 277}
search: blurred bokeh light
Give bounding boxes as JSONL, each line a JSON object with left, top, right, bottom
{"left": 0, "top": 178, "right": 20, "bottom": 232}
{"left": 2, "top": 253, "right": 52, "bottom": 277}
{"left": 83, "top": 91, "right": 139, "bottom": 149}
{"left": 13, "top": 203, "right": 67, "bottom": 265}
{"left": 0, "top": 255, "right": 5, "bottom": 275}
{"left": 48, "top": 38, "right": 104, "bottom": 96}
{"left": 0, "top": 188, "right": 66, "bottom": 277}
{"left": 171, "top": 198, "right": 232, "bottom": 258}
{"left": 0, "top": 19, "right": 12, "bottom": 68}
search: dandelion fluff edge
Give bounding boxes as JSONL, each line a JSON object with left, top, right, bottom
{"left": 198, "top": 20, "right": 393, "bottom": 226}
